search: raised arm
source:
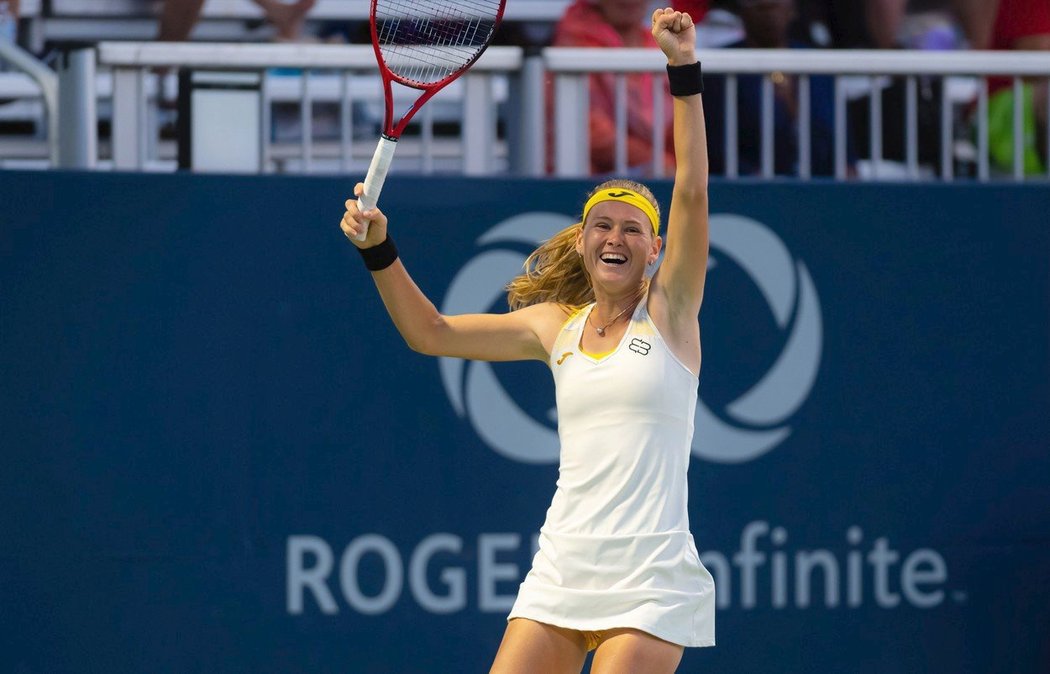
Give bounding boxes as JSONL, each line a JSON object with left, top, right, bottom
{"left": 339, "top": 185, "right": 559, "bottom": 363}
{"left": 649, "top": 8, "right": 710, "bottom": 332}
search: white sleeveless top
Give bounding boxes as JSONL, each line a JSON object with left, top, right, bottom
{"left": 507, "top": 297, "right": 716, "bottom": 648}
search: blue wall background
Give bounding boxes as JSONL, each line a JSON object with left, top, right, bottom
{"left": 1, "top": 171, "right": 1048, "bottom": 673}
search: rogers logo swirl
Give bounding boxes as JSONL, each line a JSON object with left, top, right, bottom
{"left": 438, "top": 213, "right": 571, "bottom": 464}
{"left": 695, "top": 214, "right": 822, "bottom": 463}
{"left": 439, "top": 212, "right": 822, "bottom": 465}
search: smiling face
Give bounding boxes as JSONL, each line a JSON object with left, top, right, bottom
{"left": 576, "top": 200, "right": 662, "bottom": 293}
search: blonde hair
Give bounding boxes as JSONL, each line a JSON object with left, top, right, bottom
{"left": 506, "top": 179, "right": 660, "bottom": 312}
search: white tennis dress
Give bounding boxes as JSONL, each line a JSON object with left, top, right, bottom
{"left": 507, "top": 298, "right": 716, "bottom": 647}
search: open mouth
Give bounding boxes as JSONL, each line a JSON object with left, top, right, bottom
{"left": 599, "top": 252, "right": 627, "bottom": 266}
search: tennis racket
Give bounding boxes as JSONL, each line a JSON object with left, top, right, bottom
{"left": 354, "top": 0, "right": 508, "bottom": 240}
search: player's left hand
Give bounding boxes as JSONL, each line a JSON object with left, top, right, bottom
{"left": 652, "top": 7, "right": 697, "bottom": 66}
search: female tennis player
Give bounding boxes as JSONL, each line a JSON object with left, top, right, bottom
{"left": 340, "top": 8, "right": 712, "bottom": 673}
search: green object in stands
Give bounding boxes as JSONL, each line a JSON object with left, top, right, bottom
{"left": 988, "top": 84, "right": 1046, "bottom": 176}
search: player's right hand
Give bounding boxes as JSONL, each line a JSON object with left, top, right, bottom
{"left": 340, "top": 182, "right": 389, "bottom": 249}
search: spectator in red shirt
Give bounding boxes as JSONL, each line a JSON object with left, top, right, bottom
{"left": 673, "top": 0, "right": 709, "bottom": 22}
{"left": 984, "top": 0, "right": 1050, "bottom": 175}
{"left": 549, "top": 0, "right": 675, "bottom": 175}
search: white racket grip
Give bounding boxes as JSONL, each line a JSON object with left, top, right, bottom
{"left": 355, "top": 136, "right": 399, "bottom": 241}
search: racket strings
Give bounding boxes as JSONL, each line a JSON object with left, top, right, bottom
{"left": 375, "top": 0, "right": 502, "bottom": 86}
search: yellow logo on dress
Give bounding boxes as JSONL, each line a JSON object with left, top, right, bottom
{"left": 556, "top": 352, "right": 573, "bottom": 365}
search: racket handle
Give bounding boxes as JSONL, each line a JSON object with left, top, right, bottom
{"left": 355, "top": 135, "right": 399, "bottom": 241}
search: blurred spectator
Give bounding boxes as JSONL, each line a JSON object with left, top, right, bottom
{"left": 984, "top": 0, "right": 1050, "bottom": 175}
{"left": 673, "top": 0, "right": 709, "bottom": 22}
{"left": 794, "top": 0, "right": 992, "bottom": 49}
{"left": 159, "top": 0, "right": 316, "bottom": 42}
{"left": 695, "top": 0, "right": 746, "bottom": 47}
{"left": 703, "top": 0, "right": 852, "bottom": 176}
{"left": 792, "top": 0, "right": 996, "bottom": 175}
{"left": 548, "top": 0, "right": 674, "bottom": 175}
{"left": 894, "top": 1, "right": 999, "bottom": 51}
{"left": 676, "top": 0, "right": 749, "bottom": 47}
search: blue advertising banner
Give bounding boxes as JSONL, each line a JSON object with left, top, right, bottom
{"left": 1, "top": 171, "right": 1048, "bottom": 673}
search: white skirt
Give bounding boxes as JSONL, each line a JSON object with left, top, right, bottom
{"left": 507, "top": 528, "right": 716, "bottom": 648}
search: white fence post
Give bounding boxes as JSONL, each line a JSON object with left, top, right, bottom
{"left": 111, "top": 66, "right": 145, "bottom": 170}
{"left": 553, "top": 73, "right": 588, "bottom": 177}
{"left": 462, "top": 73, "right": 494, "bottom": 175}
{"left": 57, "top": 46, "right": 97, "bottom": 168}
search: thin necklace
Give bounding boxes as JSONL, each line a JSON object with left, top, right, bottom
{"left": 589, "top": 295, "right": 640, "bottom": 336}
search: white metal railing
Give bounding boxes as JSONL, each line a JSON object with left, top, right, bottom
{"left": 546, "top": 48, "right": 1050, "bottom": 182}
{"left": 92, "top": 42, "right": 523, "bottom": 173}
{"left": 0, "top": 38, "right": 58, "bottom": 165}
{"left": 4, "top": 43, "right": 1050, "bottom": 180}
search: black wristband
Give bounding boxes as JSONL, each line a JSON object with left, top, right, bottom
{"left": 356, "top": 235, "right": 399, "bottom": 271}
{"left": 667, "top": 61, "right": 704, "bottom": 97}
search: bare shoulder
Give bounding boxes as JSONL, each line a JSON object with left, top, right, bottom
{"left": 514, "top": 301, "right": 576, "bottom": 355}
{"left": 647, "top": 279, "right": 701, "bottom": 375}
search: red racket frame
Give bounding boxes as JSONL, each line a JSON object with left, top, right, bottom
{"left": 368, "top": 0, "right": 508, "bottom": 139}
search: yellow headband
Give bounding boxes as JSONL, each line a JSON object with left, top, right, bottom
{"left": 581, "top": 188, "right": 660, "bottom": 237}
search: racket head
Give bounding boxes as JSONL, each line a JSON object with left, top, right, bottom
{"left": 369, "top": 0, "right": 507, "bottom": 135}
